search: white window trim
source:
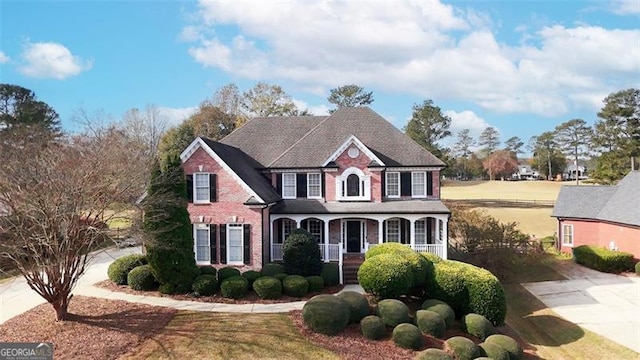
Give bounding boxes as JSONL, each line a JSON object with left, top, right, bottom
{"left": 386, "top": 219, "right": 400, "bottom": 243}
{"left": 340, "top": 219, "right": 366, "bottom": 252}
{"left": 194, "top": 173, "right": 211, "bottom": 204}
{"left": 281, "top": 219, "right": 294, "bottom": 244}
{"left": 305, "top": 219, "right": 323, "bottom": 243}
{"left": 282, "top": 173, "right": 297, "bottom": 199}
{"left": 193, "top": 224, "right": 211, "bottom": 265}
{"left": 562, "top": 224, "right": 574, "bottom": 247}
{"left": 411, "top": 171, "right": 427, "bottom": 198}
{"left": 307, "top": 173, "right": 322, "bottom": 199}
{"left": 335, "top": 167, "right": 371, "bottom": 201}
{"left": 227, "top": 223, "right": 244, "bottom": 265}
{"left": 386, "top": 171, "right": 400, "bottom": 198}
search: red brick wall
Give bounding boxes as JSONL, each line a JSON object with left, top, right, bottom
{"left": 183, "top": 147, "right": 264, "bottom": 270}
{"left": 332, "top": 146, "right": 383, "bottom": 202}
{"left": 559, "top": 219, "right": 640, "bottom": 259}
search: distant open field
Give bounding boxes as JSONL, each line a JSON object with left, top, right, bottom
{"left": 477, "top": 207, "right": 556, "bottom": 238}
{"left": 441, "top": 180, "right": 564, "bottom": 201}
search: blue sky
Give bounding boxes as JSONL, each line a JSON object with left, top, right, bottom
{"left": 1, "top": 0, "right": 639, "bottom": 149}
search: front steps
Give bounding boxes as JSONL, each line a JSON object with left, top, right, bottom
{"left": 342, "top": 253, "right": 365, "bottom": 284}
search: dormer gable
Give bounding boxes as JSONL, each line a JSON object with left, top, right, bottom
{"left": 322, "top": 135, "right": 385, "bottom": 168}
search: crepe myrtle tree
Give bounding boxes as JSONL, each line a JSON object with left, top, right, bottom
{"left": 0, "top": 125, "right": 146, "bottom": 321}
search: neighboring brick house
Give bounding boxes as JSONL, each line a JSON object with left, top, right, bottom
{"left": 180, "top": 107, "right": 451, "bottom": 279}
{"left": 552, "top": 171, "right": 640, "bottom": 258}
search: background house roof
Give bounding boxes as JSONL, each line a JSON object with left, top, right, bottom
{"left": 552, "top": 171, "right": 640, "bottom": 227}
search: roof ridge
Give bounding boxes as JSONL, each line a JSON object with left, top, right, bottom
{"left": 266, "top": 114, "right": 331, "bottom": 167}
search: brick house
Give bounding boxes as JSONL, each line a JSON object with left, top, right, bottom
{"left": 552, "top": 171, "right": 640, "bottom": 258}
{"left": 180, "top": 107, "right": 451, "bottom": 281}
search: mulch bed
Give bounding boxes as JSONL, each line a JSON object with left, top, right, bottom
{"left": 0, "top": 295, "right": 176, "bottom": 360}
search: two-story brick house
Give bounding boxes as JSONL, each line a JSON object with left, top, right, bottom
{"left": 180, "top": 107, "right": 451, "bottom": 280}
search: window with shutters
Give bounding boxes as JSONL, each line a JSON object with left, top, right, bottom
{"left": 411, "top": 171, "right": 426, "bottom": 198}
{"left": 194, "top": 224, "right": 210, "bottom": 264}
{"left": 307, "top": 173, "right": 322, "bottom": 198}
{"left": 282, "top": 173, "right": 296, "bottom": 199}
{"left": 227, "top": 224, "right": 244, "bottom": 264}
{"left": 386, "top": 172, "right": 400, "bottom": 197}
{"left": 194, "top": 173, "right": 210, "bottom": 203}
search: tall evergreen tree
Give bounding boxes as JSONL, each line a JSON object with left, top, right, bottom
{"left": 403, "top": 99, "right": 452, "bottom": 159}
{"left": 0, "top": 84, "right": 61, "bottom": 137}
{"left": 555, "top": 119, "right": 592, "bottom": 184}
{"left": 327, "top": 84, "right": 374, "bottom": 113}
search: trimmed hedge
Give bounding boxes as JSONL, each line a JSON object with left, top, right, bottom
{"left": 158, "top": 283, "right": 175, "bottom": 295}
{"left": 321, "top": 263, "right": 340, "bottom": 286}
{"left": 636, "top": 261, "right": 640, "bottom": 275}
{"left": 306, "top": 275, "right": 325, "bottom": 292}
{"left": 283, "top": 228, "right": 323, "bottom": 276}
{"left": 108, "top": 254, "right": 147, "bottom": 285}
{"left": 485, "top": 334, "right": 522, "bottom": 360}
{"left": 220, "top": 275, "right": 249, "bottom": 299}
{"left": 415, "top": 348, "right": 454, "bottom": 360}
{"left": 337, "top": 291, "right": 370, "bottom": 323}
{"left": 392, "top": 323, "right": 423, "bottom": 350}
{"left": 358, "top": 253, "right": 414, "bottom": 299}
{"left": 198, "top": 266, "right": 217, "bottom": 276}
{"left": 218, "top": 267, "right": 241, "bottom": 282}
{"left": 573, "top": 245, "right": 634, "bottom": 274}
{"left": 444, "top": 336, "right": 481, "bottom": 360}
{"left": 252, "top": 276, "right": 282, "bottom": 299}
{"left": 360, "top": 315, "right": 387, "bottom": 340}
{"left": 429, "top": 261, "right": 469, "bottom": 316}
{"left": 376, "top": 299, "right": 410, "bottom": 327}
{"left": 283, "top": 275, "right": 309, "bottom": 297}
{"left": 127, "top": 264, "right": 158, "bottom": 291}
{"left": 421, "top": 299, "right": 455, "bottom": 329}
{"left": 479, "top": 342, "right": 509, "bottom": 360}
{"left": 420, "top": 252, "right": 443, "bottom": 264}
{"left": 261, "top": 263, "right": 286, "bottom": 276}
{"left": 242, "top": 270, "right": 262, "bottom": 286}
{"left": 414, "top": 310, "right": 446, "bottom": 338}
{"left": 462, "top": 313, "right": 495, "bottom": 341}
{"left": 192, "top": 274, "right": 218, "bottom": 296}
{"left": 273, "top": 273, "right": 288, "bottom": 281}
{"left": 302, "top": 294, "right": 350, "bottom": 335}
{"left": 365, "top": 242, "right": 432, "bottom": 287}
{"left": 365, "top": 242, "right": 412, "bottom": 259}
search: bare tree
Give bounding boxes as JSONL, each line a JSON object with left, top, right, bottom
{"left": 120, "top": 104, "right": 169, "bottom": 162}
{"left": 212, "top": 83, "right": 248, "bottom": 126}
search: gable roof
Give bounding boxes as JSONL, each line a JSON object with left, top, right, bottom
{"left": 552, "top": 171, "right": 640, "bottom": 227}
{"left": 321, "top": 134, "right": 385, "bottom": 167}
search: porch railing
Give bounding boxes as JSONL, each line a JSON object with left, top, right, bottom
{"left": 271, "top": 243, "right": 342, "bottom": 262}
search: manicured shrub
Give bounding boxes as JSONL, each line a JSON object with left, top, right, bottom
{"left": 283, "top": 228, "right": 323, "bottom": 276}
{"left": 192, "top": 274, "right": 218, "bottom": 296}
{"left": 420, "top": 252, "right": 443, "bottom": 264}
{"left": 462, "top": 313, "right": 495, "bottom": 341}
{"left": 365, "top": 242, "right": 413, "bottom": 259}
{"left": 127, "top": 264, "right": 158, "bottom": 291}
{"left": 273, "top": 273, "right": 288, "bottom": 281}
{"left": 220, "top": 275, "right": 249, "bottom": 299}
{"left": 636, "top": 261, "right": 640, "bottom": 275}
{"left": 360, "top": 315, "right": 387, "bottom": 340}
{"left": 376, "top": 299, "right": 410, "bottom": 327}
{"left": 302, "top": 294, "right": 350, "bottom": 335}
{"left": 320, "top": 263, "right": 340, "bottom": 286}
{"left": 252, "top": 276, "right": 282, "bottom": 299}
{"left": 198, "top": 266, "right": 217, "bottom": 276}
{"left": 365, "top": 242, "right": 432, "bottom": 287}
{"left": 158, "top": 282, "right": 175, "bottom": 294}
{"left": 479, "top": 342, "right": 510, "bottom": 360}
{"left": 261, "top": 263, "right": 285, "bottom": 276}
{"left": 444, "top": 336, "right": 481, "bottom": 360}
{"left": 414, "top": 310, "right": 446, "bottom": 338}
{"left": 242, "top": 270, "right": 262, "bottom": 286}
{"left": 485, "top": 334, "right": 522, "bottom": 360}
{"left": 283, "top": 275, "right": 309, "bottom": 297}
{"left": 306, "top": 275, "right": 325, "bottom": 292}
{"left": 421, "top": 299, "right": 455, "bottom": 329}
{"left": 392, "top": 323, "right": 423, "bottom": 350}
{"left": 415, "top": 348, "right": 454, "bottom": 360}
{"left": 337, "top": 291, "right": 370, "bottom": 323}
{"left": 218, "top": 267, "right": 241, "bottom": 282}
{"left": 108, "top": 254, "right": 147, "bottom": 285}
{"left": 429, "top": 261, "right": 469, "bottom": 316}
{"left": 358, "top": 253, "right": 414, "bottom": 299}
{"left": 573, "top": 245, "right": 634, "bottom": 274}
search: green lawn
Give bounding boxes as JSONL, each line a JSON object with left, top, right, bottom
{"left": 477, "top": 207, "right": 556, "bottom": 238}
{"left": 441, "top": 180, "right": 564, "bottom": 201}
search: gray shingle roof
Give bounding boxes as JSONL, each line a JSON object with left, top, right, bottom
{"left": 552, "top": 171, "right": 640, "bottom": 227}
{"left": 271, "top": 199, "right": 451, "bottom": 214}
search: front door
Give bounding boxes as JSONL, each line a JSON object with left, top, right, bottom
{"left": 346, "top": 220, "right": 361, "bottom": 253}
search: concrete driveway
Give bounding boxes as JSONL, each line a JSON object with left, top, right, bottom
{"left": 523, "top": 263, "right": 640, "bottom": 353}
{"left": 0, "top": 246, "right": 142, "bottom": 324}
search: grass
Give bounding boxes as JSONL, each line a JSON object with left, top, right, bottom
{"left": 441, "top": 180, "right": 564, "bottom": 201}
{"left": 477, "top": 207, "right": 556, "bottom": 238}
{"left": 123, "top": 312, "right": 340, "bottom": 360}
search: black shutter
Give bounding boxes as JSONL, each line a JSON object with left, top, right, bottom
{"left": 426, "top": 220, "right": 432, "bottom": 244}
{"left": 276, "top": 174, "right": 282, "bottom": 195}
{"left": 219, "top": 224, "right": 227, "bottom": 264}
{"left": 210, "top": 174, "right": 217, "bottom": 202}
{"left": 210, "top": 224, "right": 218, "bottom": 264}
{"left": 186, "top": 175, "right": 193, "bottom": 202}
{"left": 400, "top": 172, "right": 411, "bottom": 197}
{"left": 243, "top": 224, "right": 251, "bottom": 265}
{"left": 381, "top": 171, "right": 386, "bottom": 197}
{"left": 382, "top": 221, "right": 386, "bottom": 242}
{"left": 401, "top": 220, "right": 409, "bottom": 244}
{"left": 296, "top": 173, "right": 307, "bottom": 198}
{"left": 427, "top": 172, "right": 433, "bottom": 196}
{"left": 321, "top": 173, "right": 326, "bottom": 198}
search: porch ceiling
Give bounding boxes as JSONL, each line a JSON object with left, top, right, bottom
{"left": 270, "top": 199, "right": 450, "bottom": 215}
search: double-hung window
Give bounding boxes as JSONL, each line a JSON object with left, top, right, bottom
{"left": 282, "top": 173, "right": 296, "bottom": 199}
{"left": 415, "top": 219, "right": 427, "bottom": 245}
{"left": 412, "top": 171, "right": 426, "bottom": 198}
{"left": 386, "top": 172, "right": 400, "bottom": 197}
{"left": 562, "top": 224, "right": 574, "bottom": 246}
{"left": 386, "top": 219, "right": 400, "bottom": 243}
{"left": 194, "top": 224, "right": 210, "bottom": 263}
{"left": 194, "top": 173, "right": 210, "bottom": 203}
{"left": 305, "top": 219, "right": 322, "bottom": 243}
{"left": 307, "top": 173, "right": 322, "bottom": 198}
{"left": 227, "top": 224, "right": 244, "bottom": 264}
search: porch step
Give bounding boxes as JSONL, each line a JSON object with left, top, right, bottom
{"left": 342, "top": 256, "right": 364, "bottom": 284}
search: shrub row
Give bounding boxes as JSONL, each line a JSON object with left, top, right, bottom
{"left": 573, "top": 245, "right": 634, "bottom": 274}
{"left": 108, "top": 254, "right": 147, "bottom": 285}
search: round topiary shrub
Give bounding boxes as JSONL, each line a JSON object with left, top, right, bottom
{"left": 283, "top": 275, "right": 309, "bottom": 297}
{"left": 273, "top": 273, "right": 288, "bottom": 281}
{"left": 462, "top": 313, "right": 496, "bottom": 341}
{"left": 218, "top": 267, "right": 241, "bottom": 283}
{"left": 376, "top": 299, "right": 411, "bottom": 327}
{"left": 198, "top": 266, "right": 217, "bottom": 276}
{"left": 158, "top": 283, "right": 175, "bottom": 294}
{"left": 192, "top": 274, "right": 218, "bottom": 296}
{"left": 360, "top": 315, "right": 387, "bottom": 340}
{"left": 479, "top": 342, "right": 510, "bottom": 360}
{"left": 358, "top": 254, "right": 414, "bottom": 299}
{"left": 320, "top": 263, "right": 340, "bottom": 286}
{"left": 365, "top": 242, "right": 431, "bottom": 287}
{"left": 337, "top": 291, "right": 370, "bottom": 323}
{"left": 464, "top": 266, "right": 507, "bottom": 326}
{"left": 485, "top": 334, "right": 523, "bottom": 360}
{"left": 252, "top": 276, "right": 283, "bottom": 299}
{"left": 220, "top": 275, "right": 249, "bottom": 299}
{"left": 635, "top": 261, "right": 640, "bottom": 275}
{"left": 242, "top": 270, "right": 262, "bottom": 286}
{"left": 420, "top": 252, "right": 443, "bottom": 264}
{"left": 127, "top": 265, "right": 158, "bottom": 291}
{"left": 392, "top": 323, "right": 423, "bottom": 350}
{"left": 414, "top": 310, "right": 446, "bottom": 338}
{"left": 421, "top": 299, "right": 455, "bottom": 329}
{"left": 261, "top": 263, "right": 285, "bottom": 276}
{"left": 283, "top": 228, "right": 322, "bottom": 276}
{"left": 415, "top": 348, "right": 454, "bottom": 360}
{"left": 444, "top": 336, "right": 481, "bottom": 360}
{"left": 302, "top": 294, "right": 350, "bottom": 335}
{"left": 306, "top": 275, "right": 325, "bottom": 292}
{"left": 108, "top": 254, "right": 147, "bottom": 285}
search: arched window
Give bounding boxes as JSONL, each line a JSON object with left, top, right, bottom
{"left": 336, "top": 167, "right": 371, "bottom": 201}
{"left": 346, "top": 174, "right": 360, "bottom": 196}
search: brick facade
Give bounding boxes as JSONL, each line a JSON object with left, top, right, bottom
{"left": 559, "top": 219, "right": 640, "bottom": 259}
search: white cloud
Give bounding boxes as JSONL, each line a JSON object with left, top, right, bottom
{"left": 446, "top": 110, "right": 492, "bottom": 136}
{"left": 158, "top": 106, "right": 198, "bottom": 126}
{"left": 0, "top": 51, "right": 9, "bottom": 63}
{"left": 19, "top": 41, "right": 92, "bottom": 79}
{"left": 292, "top": 98, "right": 329, "bottom": 116}
{"left": 609, "top": 0, "right": 640, "bottom": 15}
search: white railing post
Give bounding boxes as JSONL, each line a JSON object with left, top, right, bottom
{"left": 443, "top": 218, "right": 448, "bottom": 260}
{"left": 270, "top": 218, "right": 274, "bottom": 262}
{"left": 324, "top": 220, "right": 330, "bottom": 263}
{"left": 338, "top": 241, "right": 344, "bottom": 285}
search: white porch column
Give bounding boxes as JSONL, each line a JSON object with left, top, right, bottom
{"left": 378, "top": 219, "right": 384, "bottom": 244}
{"left": 443, "top": 217, "right": 449, "bottom": 260}
{"left": 269, "top": 218, "right": 275, "bottom": 261}
{"left": 434, "top": 217, "right": 440, "bottom": 244}
{"left": 295, "top": 219, "right": 301, "bottom": 228}
{"left": 409, "top": 219, "right": 416, "bottom": 250}
{"left": 324, "top": 220, "right": 330, "bottom": 263}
